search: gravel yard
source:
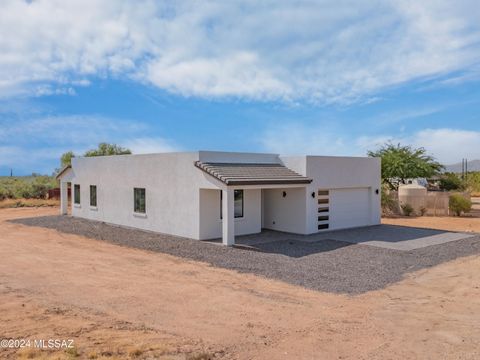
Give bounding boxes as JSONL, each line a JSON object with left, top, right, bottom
{"left": 12, "top": 215, "right": 480, "bottom": 294}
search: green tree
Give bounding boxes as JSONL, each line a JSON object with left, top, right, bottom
{"left": 60, "top": 151, "right": 75, "bottom": 167}
{"left": 368, "top": 143, "right": 444, "bottom": 190}
{"left": 439, "top": 172, "right": 465, "bottom": 191}
{"left": 84, "top": 143, "right": 131, "bottom": 157}
{"left": 466, "top": 172, "right": 480, "bottom": 194}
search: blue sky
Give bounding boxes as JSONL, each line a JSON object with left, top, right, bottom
{"left": 1, "top": 0, "right": 480, "bottom": 175}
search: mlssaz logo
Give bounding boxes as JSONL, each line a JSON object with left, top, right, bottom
{"left": 34, "top": 339, "right": 75, "bottom": 349}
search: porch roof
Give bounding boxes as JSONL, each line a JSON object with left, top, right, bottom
{"left": 194, "top": 161, "right": 312, "bottom": 186}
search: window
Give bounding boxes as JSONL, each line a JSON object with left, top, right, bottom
{"left": 220, "top": 189, "right": 244, "bottom": 218}
{"left": 90, "top": 185, "right": 97, "bottom": 207}
{"left": 74, "top": 184, "right": 80, "bottom": 205}
{"left": 234, "top": 190, "right": 244, "bottom": 218}
{"left": 317, "top": 188, "right": 330, "bottom": 231}
{"left": 134, "top": 188, "right": 146, "bottom": 213}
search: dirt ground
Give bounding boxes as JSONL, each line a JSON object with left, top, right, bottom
{"left": 0, "top": 198, "right": 59, "bottom": 209}
{"left": 383, "top": 197, "right": 480, "bottom": 232}
{"left": 1, "top": 208, "right": 480, "bottom": 359}
{"left": 383, "top": 215, "right": 480, "bottom": 233}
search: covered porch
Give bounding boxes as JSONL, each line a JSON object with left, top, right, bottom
{"left": 195, "top": 161, "right": 312, "bottom": 245}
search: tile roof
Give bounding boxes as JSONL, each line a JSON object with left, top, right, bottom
{"left": 194, "top": 161, "right": 312, "bottom": 186}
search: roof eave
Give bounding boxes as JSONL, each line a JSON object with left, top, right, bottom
{"left": 55, "top": 165, "right": 72, "bottom": 180}
{"left": 225, "top": 179, "right": 312, "bottom": 186}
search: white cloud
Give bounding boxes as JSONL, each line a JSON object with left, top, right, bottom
{"left": 0, "top": 115, "right": 144, "bottom": 145}
{"left": 123, "top": 137, "right": 180, "bottom": 154}
{"left": 1, "top": 0, "right": 479, "bottom": 103}
{"left": 260, "top": 124, "right": 480, "bottom": 164}
{"left": 0, "top": 114, "right": 178, "bottom": 173}
{"left": 403, "top": 129, "right": 480, "bottom": 164}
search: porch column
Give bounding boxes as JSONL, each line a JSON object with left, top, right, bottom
{"left": 222, "top": 188, "right": 235, "bottom": 246}
{"left": 60, "top": 181, "right": 68, "bottom": 215}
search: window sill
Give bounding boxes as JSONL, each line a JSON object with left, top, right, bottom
{"left": 89, "top": 206, "right": 98, "bottom": 211}
{"left": 73, "top": 204, "right": 81, "bottom": 208}
{"left": 218, "top": 217, "right": 245, "bottom": 223}
{"left": 133, "top": 212, "right": 147, "bottom": 218}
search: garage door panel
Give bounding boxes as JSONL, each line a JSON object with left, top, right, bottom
{"left": 329, "top": 188, "right": 370, "bottom": 230}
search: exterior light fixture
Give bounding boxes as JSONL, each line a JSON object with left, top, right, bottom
{"left": 311, "top": 192, "right": 315, "bottom": 198}
{"left": 375, "top": 189, "right": 379, "bottom": 195}
{"left": 282, "top": 191, "right": 287, "bottom": 197}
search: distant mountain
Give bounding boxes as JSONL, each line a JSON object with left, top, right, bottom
{"left": 444, "top": 159, "right": 480, "bottom": 173}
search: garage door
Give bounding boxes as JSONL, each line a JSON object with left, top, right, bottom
{"left": 329, "top": 188, "right": 371, "bottom": 230}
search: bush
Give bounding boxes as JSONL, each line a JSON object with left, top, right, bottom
{"left": 29, "top": 176, "right": 55, "bottom": 199}
{"left": 449, "top": 194, "right": 472, "bottom": 216}
{"left": 419, "top": 206, "right": 427, "bottom": 216}
{"left": 0, "top": 176, "right": 56, "bottom": 200}
{"left": 440, "top": 173, "right": 465, "bottom": 191}
{"left": 13, "top": 181, "right": 34, "bottom": 199}
{"left": 381, "top": 187, "right": 398, "bottom": 215}
{"left": 401, "top": 203, "right": 414, "bottom": 216}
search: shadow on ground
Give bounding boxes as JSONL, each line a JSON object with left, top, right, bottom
{"left": 235, "top": 239, "right": 353, "bottom": 258}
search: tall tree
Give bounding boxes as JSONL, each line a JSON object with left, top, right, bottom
{"left": 60, "top": 151, "right": 75, "bottom": 167}
{"left": 83, "top": 143, "right": 132, "bottom": 157}
{"left": 368, "top": 143, "right": 444, "bottom": 190}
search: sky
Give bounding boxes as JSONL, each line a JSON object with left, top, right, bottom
{"left": 1, "top": 0, "right": 480, "bottom": 175}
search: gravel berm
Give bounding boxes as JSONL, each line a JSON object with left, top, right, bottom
{"left": 11, "top": 216, "right": 480, "bottom": 295}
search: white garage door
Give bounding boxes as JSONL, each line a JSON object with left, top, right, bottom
{"left": 329, "top": 188, "right": 371, "bottom": 230}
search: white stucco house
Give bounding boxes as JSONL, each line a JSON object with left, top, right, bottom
{"left": 56, "top": 151, "right": 381, "bottom": 245}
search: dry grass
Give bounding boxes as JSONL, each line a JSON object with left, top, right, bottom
{"left": 187, "top": 353, "right": 214, "bottom": 360}
{"left": 0, "top": 198, "right": 59, "bottom": 209}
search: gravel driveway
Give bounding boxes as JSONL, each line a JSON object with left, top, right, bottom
{"left": 12, "top": 215, "right": 480, "bottom": 294}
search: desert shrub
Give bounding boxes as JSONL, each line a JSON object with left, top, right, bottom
{"left": 12, "top": 181, "right": 34, "bottom": 198}
{"left": 0, "top": 175, "right": 56, "bottom": 200}
{"left": 0, "top": 184, "right": 13, "bottom": 200}
{"left": 440, "top": 173, "right": 465, "bottom": 191}
{"left": 29, "top": 176, "right": 55, "bottom": 198}
{"left": 381, "top": 186, "right": 399, "bottom": 215}
{"left": 401, "top": 203, "right": 414, "bottom": 216}
{"left": 466, "top": 172, "right": 480, "bottom": 194}
{"left": 449, "top": 193, "right": 472, "bottom": 216}
{"left": 419, "top": 206, "right": 427, "bottom": 216}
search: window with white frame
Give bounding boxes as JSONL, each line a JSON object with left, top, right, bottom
{"left": 74, "top": 184, "right": 80, "bottom": 205}
{"left": 134, "top": 188, "right": 146, "bottom": 213}
{"left": 90, "top": 185, "right": 97, "bottom": 207}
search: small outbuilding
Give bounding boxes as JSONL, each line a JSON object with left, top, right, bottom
{"left": 56, "top": 151, "right": 381, "bottom": 245}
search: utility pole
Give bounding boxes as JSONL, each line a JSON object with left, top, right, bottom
{"left": 461, "top": 158, "right": 468, "bottom": 181}
{"left": 465, "top": 158, "right": 468, "bottom": 182}
{"left": 10, "top": 168, "right": 12, "bottom": 177}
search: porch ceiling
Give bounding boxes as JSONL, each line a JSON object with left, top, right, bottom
{"left": 194, "top": 161, "right": 312, "bottom": 186}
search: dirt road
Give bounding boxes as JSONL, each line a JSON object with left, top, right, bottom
{"left": 1, "top": 208, "right": 480, "bottom": 359}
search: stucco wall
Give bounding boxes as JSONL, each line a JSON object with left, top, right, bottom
{"left": 70, "top": 152, "right": 204, "bottom": 239}
{"left": 262, "top": 187, "right": 307, "bottom": 234}
{"left": 304, "top": 156, "right": 381, "bottom": 233}
{"left": 199, "top": 188, "right": 262, "bottom": 240}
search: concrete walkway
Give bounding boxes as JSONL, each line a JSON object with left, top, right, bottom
{"left": 236, "top": 225, "right": 476, "bottom": 251}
